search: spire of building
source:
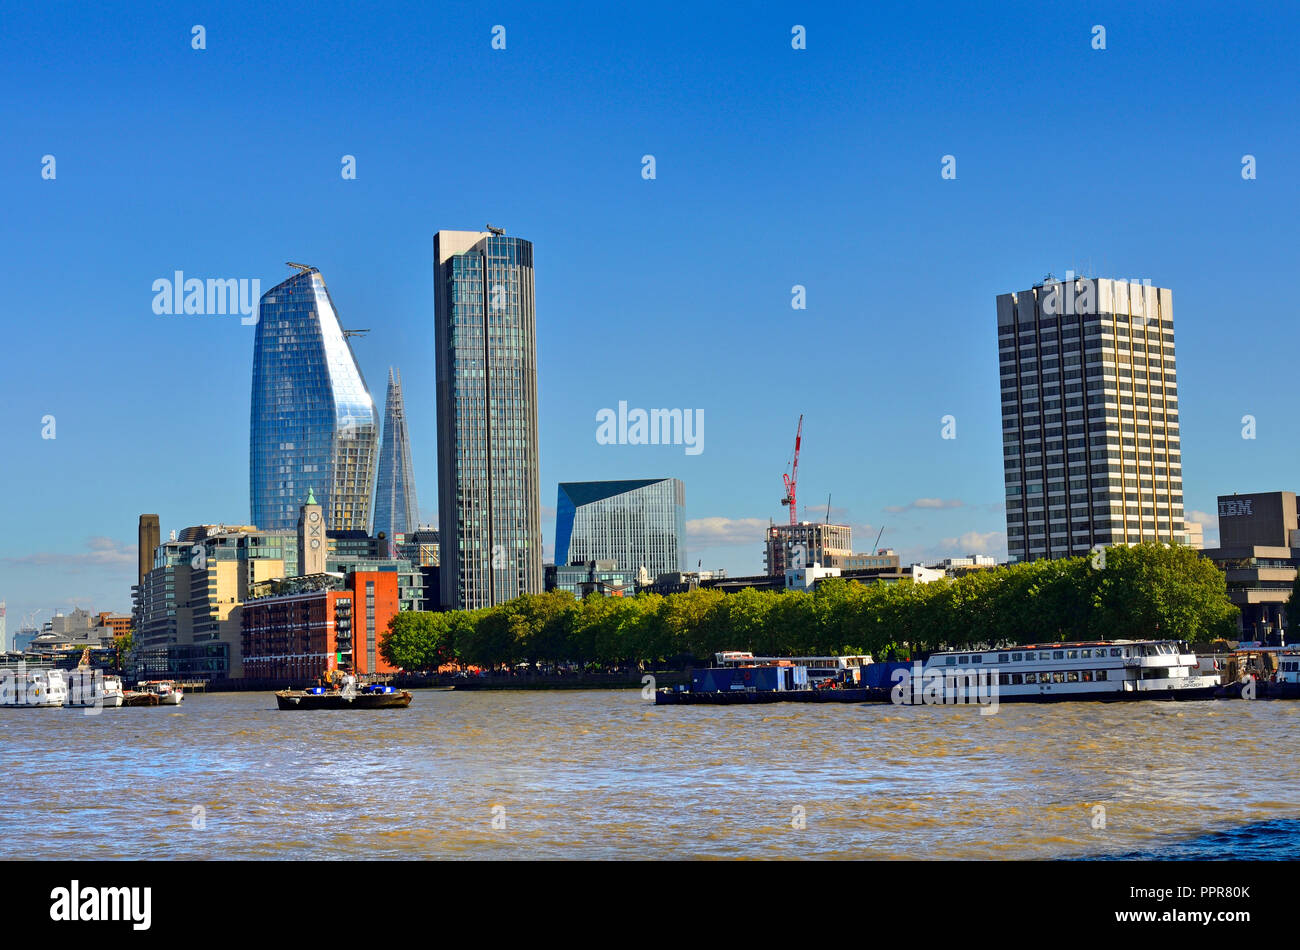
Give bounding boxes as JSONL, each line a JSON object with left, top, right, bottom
{"left": 372, "top": 366, "right": 419, "bottom": 540}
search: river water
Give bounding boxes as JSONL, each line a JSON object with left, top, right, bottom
{"left": 3, "top": 689, "right": 1297, "bottom": 859}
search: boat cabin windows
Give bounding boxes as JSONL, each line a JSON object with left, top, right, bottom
{"left": 1012, "top": 653, "right": 1023, "bottom": 662}
{"left": 1053, "top": 651, "right": 1065, "bottom": 660}
{"left": 971, "top": 655, "right": 983, "bottom": 663}
{"left": 1096, "top": 670, "right": 1107, "bottom": 680}
{"left": 999, "top": 653, "right": 1010, "bottom": 663}
{"left": 1024, "top": 673, "right": 1038, "bottom": 683}
{"left": 1109, "top": 648, "right": 1123, "bottom": 657}
{"left": 945, "top": 656, "right": 957, "bottom": 666}
{"left": 1066, "top": 671, "right": 1079, "bottom": 682}
{"left": 1067, "top": 650, "right": 1078, "bottom": 659}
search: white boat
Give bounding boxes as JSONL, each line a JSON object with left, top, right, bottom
{"left": 0, "top": 669, "right": 70, "bottom": 708}
{"left": 64, "top": 671, "right": 125, "bottom": 708}
{"left": 137, "top": 680, "right": 183, "bottom": 705}
{"left": 914, "top": 638, "right": 1220, "bottom": 703}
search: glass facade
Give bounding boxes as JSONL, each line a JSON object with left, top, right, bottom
{"left": 250, "top": 266, "right": 378, "bottom": 532}
{"left": 434, "top": 232, "right": 542, "bottom": 610}
{"left": 555, "top": 479, "right": 687, "bottom": 580}
{"left": 371, "top": 367, "right": 419, "bottom": 541}
{"left": 997, "top": 278, "right": 1185, "bottom": 563}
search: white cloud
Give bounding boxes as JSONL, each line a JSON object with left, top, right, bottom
{"left": 687, "top": 517, "right": 769, "bottom": 546}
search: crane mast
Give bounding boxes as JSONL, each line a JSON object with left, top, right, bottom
{"left": 780, "top": 414, "right": 803, "bottom": 526}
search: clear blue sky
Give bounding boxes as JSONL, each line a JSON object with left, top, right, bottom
{"left": 2, "top": 0, "right": 1297, "bottom": 629}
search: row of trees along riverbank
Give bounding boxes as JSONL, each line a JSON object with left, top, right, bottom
{"left": 380, "top": 542, "right": 1240, "bottom": 671}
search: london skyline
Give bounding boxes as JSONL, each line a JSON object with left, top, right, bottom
{"left": 2, "top": 2, "right": 1296, "bottom": 627}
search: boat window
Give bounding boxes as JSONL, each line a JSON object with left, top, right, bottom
{"left": 999, "top": 654, "right": 1009, "bottom": 663}
{"left": 1082, "top": 671, "right": 1093, "bottom": 682}
{"left": 1080, "top": 649, "right": 1091, "bottom": 658}
{"left": 1053, "top": 651, "right": 1064, "bottom": 660}
{"left": 1011, "top": 673, "right": 1023, "bottom": 685}
{"left": 1067, "top": 650, "right": 1078, "bottom": 659}
{"left": 1052, "top": 672, "right": 1066, "bottom": 683}
{"left": 1110, "top": 648, "right": 1122, "bottom": 657}
{"left": 999, "top": 673, "right": 1012, "bottom": 686}
{"left": 958, "top": 656, "right": 969, "bottom": 664}
{"left": 1022, "top": 651, "right": 1034, "bottom": 660}
{"left": 1096, "top": 670, "right": 1108, "bottom": 680}
{"left": 1012, "top": 653, "right": 1022, "bottom": 662}
{"left": 1024, "top": 673, "right": 1037, "bottom": 684}
{"left": 971, "top": 655, "right": 982, "bottom": 663}
{"left": 1067, "top": 671, "right": 1079, "bottom": 682}
{"left": 945, "top": 656, "right": 957, "bottom": 666}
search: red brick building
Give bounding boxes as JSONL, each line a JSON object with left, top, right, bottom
{"left": 241, "top": 571, "right": 400, "bottom": 681}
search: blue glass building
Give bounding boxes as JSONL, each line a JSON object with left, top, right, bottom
{"left": 372, "top": 367, "right": 419, "bottom": 543}
{"left": 250, "top": 264, "right": 378, "bottom": 532}
{"left": 434, "top": 230, "right": 542, "bottom": 609}
{"left": 555, "top": 479, "right": 687, "bottom": 581}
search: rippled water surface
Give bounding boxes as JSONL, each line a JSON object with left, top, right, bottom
{"left": 3, "top": 690, "right": 1297, "bottom": 859}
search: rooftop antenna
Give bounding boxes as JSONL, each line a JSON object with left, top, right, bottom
{"left": 485, "top": 224, "right": 506, "bottom": 236}
{"left": 286, "top": 262, "right": 313, "bottom": 273}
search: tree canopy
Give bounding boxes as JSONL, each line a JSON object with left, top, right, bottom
{"left": 380, "top": 543, "right": 1239, "bottom": 671}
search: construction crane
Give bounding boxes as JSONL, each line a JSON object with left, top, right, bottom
{"left": 285, "top": 262, "right": 314, "bottom": 274}
{"left": 342, "top": 328, "right": 370, "bottom": 340}
{"left": 780, "top": 414, "right": 803, "bottom": 526}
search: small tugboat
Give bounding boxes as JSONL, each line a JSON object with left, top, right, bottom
{"left": 275, "top": 670, "right": 412, "bottom": 710}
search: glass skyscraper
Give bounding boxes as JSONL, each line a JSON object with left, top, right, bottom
{"left": 997, "top": 276, "right": 1186, "bottom": 562}
{"left": 372, "top": 367, "right": 419, "bottom": 542}
{"left": 434, "top": 230, "right": 542, "bottom": 610}
{"left": 555, "top": 479, "right": 687, "bottom": 580}
{"left": 250, "top": 264, "right": 378, "bottom": 532}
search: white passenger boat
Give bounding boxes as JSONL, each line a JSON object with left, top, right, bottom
{"left": 64, "top": 671, "right": 125, "bottom": 708}
{"left": 137, "top": 680, "right": 183, "bottom": 705}
{"left": 918, "top": 638, "right": 1220, "bottom": 702}
{"left": 0, "top": 669, "right": 70, "bottom": 708}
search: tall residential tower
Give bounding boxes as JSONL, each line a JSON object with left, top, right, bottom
{"left": 434, "top": 229, "right": 542, "bottom": 609}
{"left": 372, "top": 367, "right": 419, "bottom": 543}
{"left": 997, "top": 275, "right": 1187, "bottom": 563}
{"left": 250, "top": 264, "right": 378, "bottom": 532}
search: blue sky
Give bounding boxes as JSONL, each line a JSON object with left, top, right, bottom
{"left": 2, "top": 1, "right": 1297, "bottom": 628}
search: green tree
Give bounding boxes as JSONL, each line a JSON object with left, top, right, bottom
{"left": 380, "top": 611, "right": 455, "bottom": 671}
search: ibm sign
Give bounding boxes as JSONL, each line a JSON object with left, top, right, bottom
{"left": 1219, "top": 498, "right": 1254, "bottom": 517}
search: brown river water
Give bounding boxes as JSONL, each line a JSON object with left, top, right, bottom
{"left": 3, "top": 689, "right": 1297, "bottom": 859}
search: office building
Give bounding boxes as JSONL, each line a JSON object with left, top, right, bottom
{"left": 555, "top": 479, "right": 686, "bottom": 580}
{"left": 434, "top": 229, "right": 542, "bottom": 609}
{"left": 1201, "top": 491, "right": 1299, "bottom": 644}
{"left": 372, "top": 367, "right": 419, "bottom": 543}
{"left": 546, "top": 560, "right": 639, "bottom": 598}
{"left": 250, "top": 264, "right": 379, "bottom": 533}
{"left": 997, "top": 275, "right": 1187, "bottom": 562}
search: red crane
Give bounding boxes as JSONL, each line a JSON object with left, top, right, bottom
{"left": 780, "top": 414, "right": 803, "bottom": 526}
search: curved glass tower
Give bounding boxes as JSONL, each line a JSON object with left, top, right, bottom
{"left": 250, "top": 264, "right": 378, "bottom": 532}
{"left": 372, "top": 367, "right": 419, "bottom": 541}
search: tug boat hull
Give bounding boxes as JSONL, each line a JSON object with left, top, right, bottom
{"left": 275, "top": 689, "right": 413, "bottom": 710}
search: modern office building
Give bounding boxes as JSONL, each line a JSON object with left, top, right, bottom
{"left": 372, "top": 367, "right": 419, "bottom": 543}
{"left": 555, "top": 479, "right": 686, "bottom": 580}
{"left": 997, "top": 275, "right": 1188, "bottom": 562}
{"left": 434, "top": 229, "right": 542, "bottom": 609}
{"left": 764, "top": 522, "right": 852, "bottom": 576}
{"left": 0, "top": 601, "right": 6, "bottom": 653}
{"left": 250, "top": 263, "right": 379, "bottom": 533}
{"left": 1201, "top": 491, "right": 1299, "bottom": 644}
{"left": 546, "top": 560, "right": 639, "bottom": 598}
{"left": 138, "top": 514, "right": 160, "bottom": 586}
